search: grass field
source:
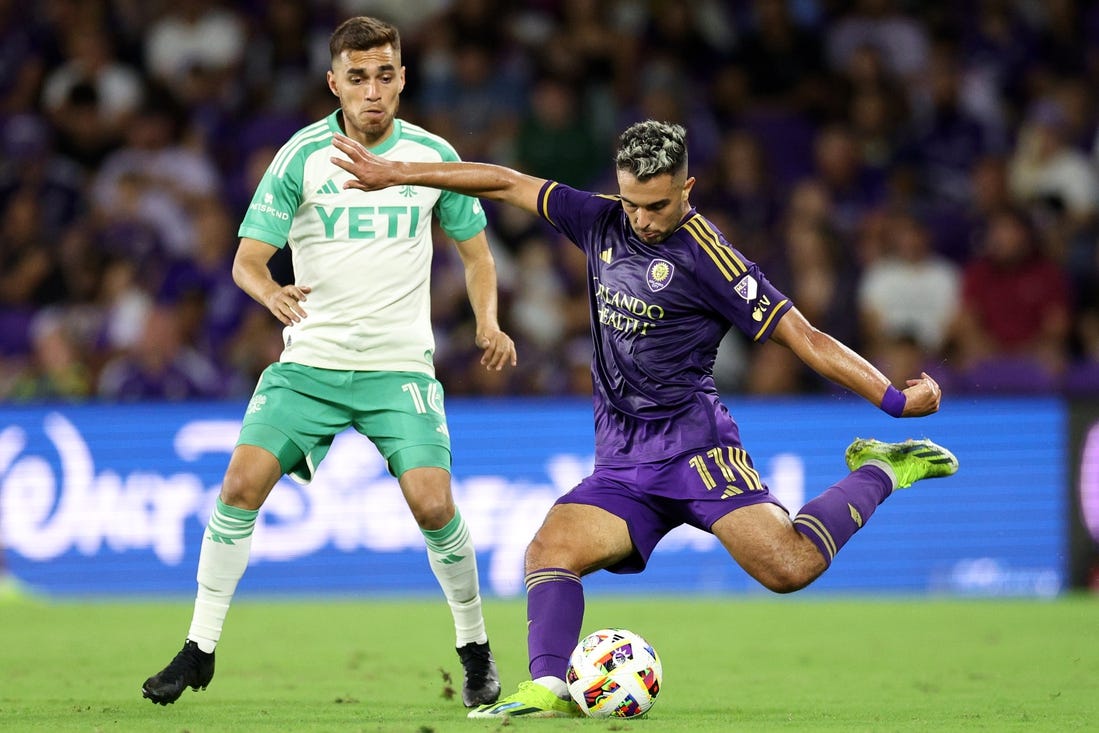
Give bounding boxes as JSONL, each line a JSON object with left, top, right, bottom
{"left": 1, "top": 594, "right": 1096, "bottom": 732}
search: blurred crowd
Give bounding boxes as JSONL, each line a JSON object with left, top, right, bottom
{"left": 2, "top": 0, "right": 1099, "bottom": 403}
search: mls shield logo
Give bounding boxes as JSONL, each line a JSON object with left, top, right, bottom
{"left": 646, "top": 259, "right": 674, "bottom": 291}
{"left": 734, "top": 275, "right": 758, "bottom": 301}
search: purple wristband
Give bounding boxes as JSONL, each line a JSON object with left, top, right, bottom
{"left": 880, "top": 385, "right": 906, "bottom": 417}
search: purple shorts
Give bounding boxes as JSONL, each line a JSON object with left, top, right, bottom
{"left": 555, "top": 445, "right": 786, "bottom": 574}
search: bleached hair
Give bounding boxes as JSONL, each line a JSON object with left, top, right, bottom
{"left": 615, "top": 121, "right": 688, "bottom": 181}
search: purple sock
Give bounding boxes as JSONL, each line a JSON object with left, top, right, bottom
{"left": 793, "top": 465, "right": 892, "bottom": 567}
{"left": 526, "top": 568, "right": 584, "bottom": 681}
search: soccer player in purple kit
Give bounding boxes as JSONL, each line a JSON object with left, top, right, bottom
{"left": 331, "top": 120, "right": 959, "bottom": 718}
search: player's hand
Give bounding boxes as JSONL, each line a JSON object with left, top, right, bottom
{"left": 900, "top": 372, "right": 942, "bottom": 417}
{"left": 330, "top": 134, "right": 399, "bottom": 191}
{"left": 476, "top": 326, "right": 517, "bottom": 371}
{"left": 265, "top": 284, "right": 311, "bottom": 326}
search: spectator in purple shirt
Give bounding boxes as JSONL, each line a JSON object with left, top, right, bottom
{"left": 96, "top": 304, "right": 224, "bottom": 401}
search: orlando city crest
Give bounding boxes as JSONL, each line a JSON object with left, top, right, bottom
{"left": 646, "top": 259, "right": 675, "bottom": 292}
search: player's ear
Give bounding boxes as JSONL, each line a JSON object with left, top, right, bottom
{"left": 326, "top": 70, "right": 339, "bottom": 97}
{"left": 398, "top": 67, "right": 406, "bottom": 93}
{"left": 682, "top": 176, "right": 696, "bottom": 200}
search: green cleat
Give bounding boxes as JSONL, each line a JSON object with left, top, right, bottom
{"left": 845, "top": 438, "right": 959, "bottom": 489}
{"left": 467, "top": 680, "right": 582, "bottom": 719}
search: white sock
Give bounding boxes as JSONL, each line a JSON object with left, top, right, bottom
{"left": 533, "top": 675, "right": 570, "bottom": 699}
{"left": 863, "top": 459, "right": 899, "bottom": 490}
{"left": 187, "top": 498, "right": 257, "bottom": 653}
{"left": 421, "top": 508, "right": 486, "bottom": 646}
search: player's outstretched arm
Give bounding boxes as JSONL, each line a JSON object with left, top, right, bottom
{"left": 769, "top": 307, "right": 942, "bottom": 417}
{"left": 330, "top": 133, "right": 546, "bottom": 215}
{"left": 233, "top": 237, "right": 311, "bottom": 326}
{"left": 455, "top": 231, "right": 517, "bottom": 371}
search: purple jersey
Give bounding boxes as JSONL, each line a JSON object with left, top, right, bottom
{"left": 537, "top": 181, "right": 794, "bottom": 465}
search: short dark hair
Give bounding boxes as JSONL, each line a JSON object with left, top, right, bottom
{"left": 615, "top": 121, "right": 688, "bottom": 181}
{"left": 329, "top": 16, "right": 401, "bottom": 61}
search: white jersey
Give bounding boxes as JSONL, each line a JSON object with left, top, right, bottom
{"left": 238, "top": 113, "right": 487, "bottom": 374}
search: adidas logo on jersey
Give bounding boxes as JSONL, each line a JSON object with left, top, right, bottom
{"left": 315, "top": 179, "right": 340, "bottom": 195}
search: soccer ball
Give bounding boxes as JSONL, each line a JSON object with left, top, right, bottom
{"left": 565, "top": 628, "right": 662, "bottom": 718}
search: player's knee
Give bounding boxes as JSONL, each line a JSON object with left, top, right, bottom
{"left": 757, "top": 565, "right": 817, "bottom": 594}
{"left": 755, "top": 536, "right": 830, "bottom": 593}
{"left": 219, "top": 469, "right": 265, "bottom": 511}
{"left": 762, "top": 575, "right": 811, "bottom": 594}
{"left": 524, "top": 532, "right": 573, "bottom": 574}
{"left": 220, "top": 445, "right": 282, "bottom": 510}
{"left": 409, "top": 498, "right": 454, "bottom": 531}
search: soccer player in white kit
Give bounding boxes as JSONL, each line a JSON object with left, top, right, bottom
{"left": 142, "top": 16, "right": 514, "bottom": 708}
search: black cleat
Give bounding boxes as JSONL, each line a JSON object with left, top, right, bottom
{"left": 456, "top": 640, "right": 501, "bottom": 707}
{"left": 142, "top": 640, "right": 215, "bottom": 705}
